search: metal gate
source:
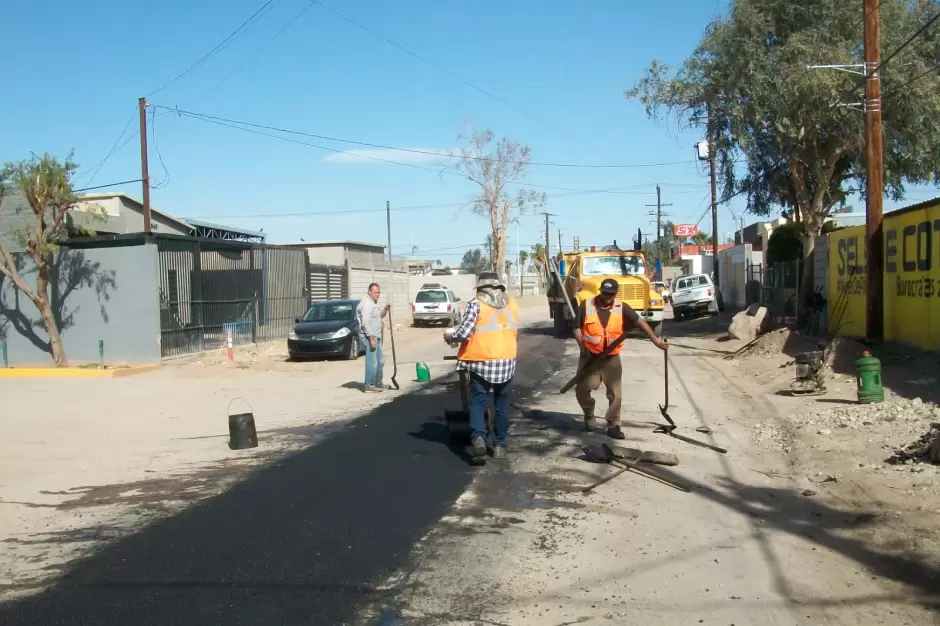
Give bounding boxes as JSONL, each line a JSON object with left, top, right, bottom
{"left": 157, "top": 236, "right": 308, "bottom": 358}
{"left": 308, "top": 264, "right": 347, "bottom": 302}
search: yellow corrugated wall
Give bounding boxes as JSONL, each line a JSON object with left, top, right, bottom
{"left": 828, "top": 225, "right": 867, "bottom": 338}
{"left": 882, "top": 202, "right": 940, "bottom": 351}
{"left": 827, "top": 201, "right": 940, "bottom": 351}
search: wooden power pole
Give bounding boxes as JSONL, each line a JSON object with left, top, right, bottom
{"left": 707, "top": 102, "right": 719, "bottom": 285}
{"left": 864, "top": 0, "right": 884, "bottom": 342}
{"left": 386, "top": 200, "right": 392, "bottom": 262}
{"left": 138, "top": 97, "right": 152, "bottom": 234}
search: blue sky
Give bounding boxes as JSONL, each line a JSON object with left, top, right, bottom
{"left": 3, "top": 0, "right": 938, "bottom": 264}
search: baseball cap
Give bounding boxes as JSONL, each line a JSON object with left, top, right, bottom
{"left": 600, "top": 278, "right": 619, "bottom": 294}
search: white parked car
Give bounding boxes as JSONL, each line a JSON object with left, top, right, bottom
{"left": 411, "top": 283, "right": 462, "bottom": 327}
{"left": 671, "top": 274, "right": 719, "bottom": 321}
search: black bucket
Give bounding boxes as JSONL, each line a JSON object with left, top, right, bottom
{"left": 227, "top": 398, "right": 258, "bottom": 450}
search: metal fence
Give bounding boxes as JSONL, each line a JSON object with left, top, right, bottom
{"left": 157, "top": 236, "right": 308, "bottom": 358}
{"left": 761, "top": 259, "right": 802, "bottom": 318}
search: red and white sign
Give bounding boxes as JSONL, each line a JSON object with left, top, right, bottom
{"left": 673, "top": 224, "right": 699, "bottom": 237}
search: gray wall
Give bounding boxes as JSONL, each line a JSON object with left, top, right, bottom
{"left": 347, "top": 259, "right": 410, "bottom": 323}
{"left": 0, "top": 244, "right": 161, "bottom": 365}
{"left": 0, "top": 187, "right": 33, "bottom": 253}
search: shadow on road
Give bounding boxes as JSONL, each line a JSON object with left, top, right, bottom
{"left": 0, "top": 327, "right": 566, "bottom": 625}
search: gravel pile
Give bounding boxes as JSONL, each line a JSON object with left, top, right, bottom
{"left": 888, "top": 423, "right": 940, "bottom": 465}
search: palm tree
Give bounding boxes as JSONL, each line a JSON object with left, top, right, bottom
{"left": 692, "top": 231, "right": 713, "bottom": 247}
{"left": 530, "top": 243, "right": 546, "bottom": 290}
{"left": 518, "top": 250, "right": 529, "bottom": 271}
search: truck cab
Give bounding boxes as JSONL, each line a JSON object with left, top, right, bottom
{"left": 548, "top": 246, "right": 665, "bottom": 337}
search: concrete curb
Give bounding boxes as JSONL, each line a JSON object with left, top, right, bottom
{"left": 0, "top": 365, "right": 159, "bottom": 379}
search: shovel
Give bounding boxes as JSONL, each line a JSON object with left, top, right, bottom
{"left": 581, "top": 444, "right": 690, "bottom": 493}
{"left": 654, "top": 339, "right": 727, "bottom": 454}
{"left": 387, "top": 310, "right": 399, "bottom": 390}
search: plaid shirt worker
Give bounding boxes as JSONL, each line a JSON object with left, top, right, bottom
{"left": 450, "top": 299, "right": 517, "bottom": 384}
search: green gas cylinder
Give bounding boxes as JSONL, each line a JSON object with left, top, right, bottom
{"left": 855, "top": 350, "right": 884, "bottom": 404}
{"left": 416, "top": 361, "right": 431, "bottom": 382}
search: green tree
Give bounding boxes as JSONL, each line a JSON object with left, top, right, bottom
{"left": 454, "top": 125, "right": 547, "bottom": 275}
{"left": 460, "top": 248, "right": 488, "bottom": 275}
{"left": 0, "top": 153, "right": 100, "bottom": 366}
{"left": 625, "top": 0, "right": 940, "bottom": 318}
{"left": 691, "top": 231, "right": 713, "bottom": 246}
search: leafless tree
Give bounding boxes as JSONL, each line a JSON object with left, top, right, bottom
{"left": 453, "top": 125, "right": 546, "bottom": 274}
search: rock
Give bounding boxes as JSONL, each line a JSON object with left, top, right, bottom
{"left": 818, "top": 429, "right": 832, "bottom": 435}
{"left": 802, "top": 489, "right": 817, "bottom": 496}
{"left": 728, "top": 304, "right": 769, "bottom": 341}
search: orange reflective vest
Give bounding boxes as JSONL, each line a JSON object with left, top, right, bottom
{"left": 581, "top": 298, "right": 624, "bottom": 355}
{"left": 457, "top": 298, "right": 520, "bottom": 361}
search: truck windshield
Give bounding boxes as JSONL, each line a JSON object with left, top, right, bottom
{"left": 581, "top": 256, "right": 645, "bottom": 277}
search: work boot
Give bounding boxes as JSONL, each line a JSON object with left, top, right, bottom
{"left": 606, "top": 425, "right": 626, "bottom": 440}
{"left": 492, "top": 445, "right": 508, "bottom": 460}
{"left": 471, "top": 436, "right": 487, "bottom": 465}
{"left": 584, "top": 416, "right": 596, "bottom": 432}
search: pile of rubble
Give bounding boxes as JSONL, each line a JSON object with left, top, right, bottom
{"left": 888, "top": 423, "right": 940, "bottom": 465}
{"left": 796, "top": 394, "right": 940, "bottom": 466}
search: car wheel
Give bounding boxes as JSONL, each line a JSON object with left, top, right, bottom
{"left": 347, "top": 338, "right": 359, "bottom": 360}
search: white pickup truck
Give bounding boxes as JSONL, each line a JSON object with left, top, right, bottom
{"left": 671, "top": 274, "right": 719, "bottom": 321}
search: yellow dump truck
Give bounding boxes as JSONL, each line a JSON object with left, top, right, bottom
{"left": 547, "top": 242, "right": 665, "bottom": 337}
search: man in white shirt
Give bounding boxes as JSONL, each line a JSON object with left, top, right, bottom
{"left": 356, "top": 282, "right": 390, "bottom": 392}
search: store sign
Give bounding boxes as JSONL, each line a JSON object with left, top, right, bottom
{"left": 673, "top": 224, "right": 699, "bottom": 237}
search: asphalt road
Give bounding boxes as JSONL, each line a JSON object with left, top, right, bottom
{"left": 0, "top": 326, "right": 566, "bottom": 626}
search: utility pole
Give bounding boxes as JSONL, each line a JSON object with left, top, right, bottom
{"left": 541, "top": 212, "right": 555, "bottom": 259}
{"left": 386, "top": 201, "right": 392, "bottom": 262}
{"left": 646, "top": 184, "right": 672, "bottom": 241}
{"left": 557, "top": 230, "right": 563, "bottom": 254}
{"left": 707, "top": 101, "right": 719, "bottom": 286}
{"left": 138, "top": 97, "right": 152, "bottom": 234}
{"left": 864, "top": 0, "right": 884, "bottom": 342}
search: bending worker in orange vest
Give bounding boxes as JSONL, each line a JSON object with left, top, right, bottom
{"left": 573, "top": 278, "right": 668, "bottom": 440}
{"left": 445, "top": 272, "right": 520, "bottom": 465}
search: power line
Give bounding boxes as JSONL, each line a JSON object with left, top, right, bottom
{"left": 152, "top": 105, "right": 694, "bottom": 170}
{"left": 74, "top": 179, "right": 143, "bottom": 193}
{"left": 149, "top": 108, "right": 170, "bottom": 189}
{"left": 310, "top": 1, "right": 576, "bottom": 141}
{"left": 147, "top": 0, "right": 278, "bottom": 97}
{"left": 217, "top": 0, "right": 318, "bottom": 87}
{"left": 859, "top": 8, "right": 940, "bottom": 85}
{"left": 157, "top": 107, "right": 702, "bottom": 196}
{"left": 181, "top": 185, "right": 682, "bottom": 220}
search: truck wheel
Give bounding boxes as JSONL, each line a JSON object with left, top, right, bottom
{"left": 553, "top": 304, "right": 568, "bottom": 337}
{"left": 650, "top": 321, "right": 664, "bottom": 337}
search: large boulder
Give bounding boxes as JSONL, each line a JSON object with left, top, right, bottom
{"left": 728, "top": 304, "right": 768, "bottom": 341}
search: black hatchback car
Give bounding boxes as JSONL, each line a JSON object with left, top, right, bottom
{"left": 288, "top": 299, "right": 361, "bottom": 360}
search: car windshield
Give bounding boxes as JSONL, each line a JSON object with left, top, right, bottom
{"left": 415, "top": 291, "right": 447, "bottom": 303}
{"left": 303, "top": 302, "right": 355, "bottom": 322}
{"left": 581, "top": 256, "right": 645, "bottom": 277}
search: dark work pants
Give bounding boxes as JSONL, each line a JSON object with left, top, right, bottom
{"left": 467, "top": 372, "right": 514, "bottom": 447}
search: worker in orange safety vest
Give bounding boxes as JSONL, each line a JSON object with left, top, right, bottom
{"left": 445, "top": 272, "right": 519, "bottom": 465}
{"left": 573, "top": 278, "right": 668, "bottom": 439}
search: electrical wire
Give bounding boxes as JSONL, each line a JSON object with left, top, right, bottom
{"left": 181, "top": 184, "right": 684, "bottom": 221}
{"left": 147, "top": 0, "right": 278, "bottom": 97}
{"left": 74, "top": 114, "right": 136, "bottom": 185}
{"left": 859, "top": 7, "right": 940, "bottom": 85}
{"left": 217, "top": 0, "right": 318, "bottom": 87}
{"left": 149, "top": 108, "right": 171, "bottom": 189}
{"left": 158, "top": 108, "right": 702, "bottom": 195}
{"left": 310, "top": 1, "right": 576, "bottom": 141}
{"left": 152, "top": 105, "right": 695, "bottom": 170}
{"left": 74, "top": 179, "right": 143, "bottom": 193}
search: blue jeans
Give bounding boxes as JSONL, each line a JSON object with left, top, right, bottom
{"left": 468, "top": 372, "right": 514, "bottom": 447}
{"left": 361, "top": 336, "right": 384, "bottom": 389}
